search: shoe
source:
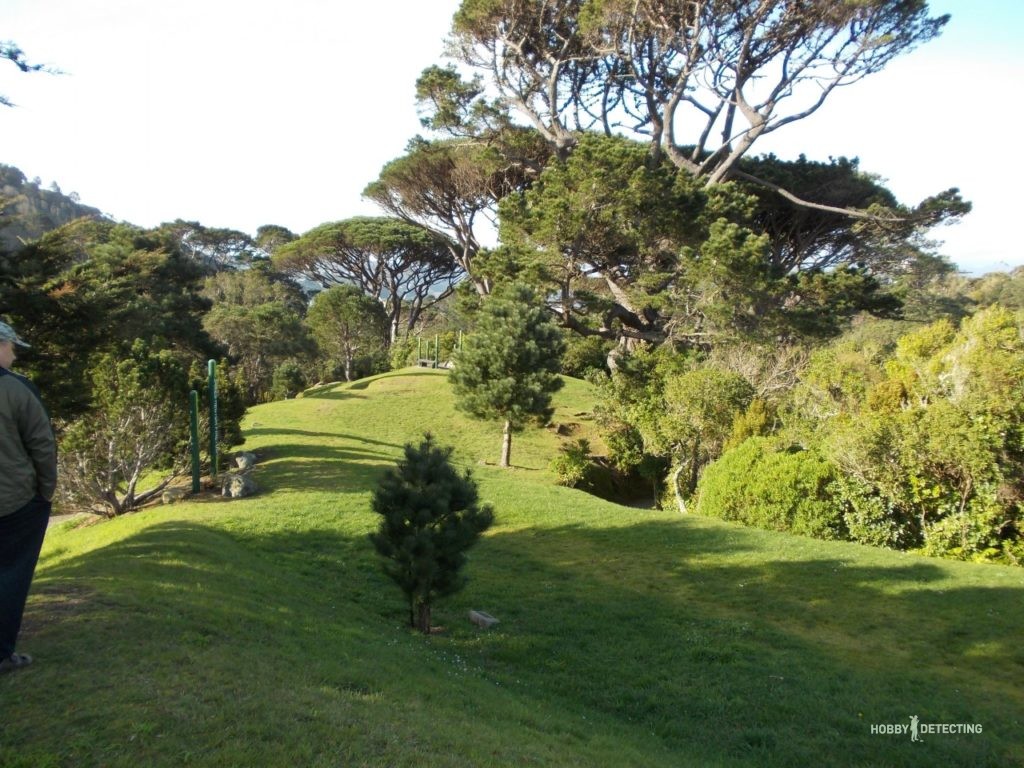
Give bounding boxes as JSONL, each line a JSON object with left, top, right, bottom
{"left": 0, "top": 652, "right": 33, "bottom": 674}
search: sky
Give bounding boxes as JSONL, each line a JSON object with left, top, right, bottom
{"left": 3, "top": 0, "right": 1021, "bottom": 275}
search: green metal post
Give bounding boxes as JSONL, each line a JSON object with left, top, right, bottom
{"left": 417, "top": 335, "right": 422, "bottom": 364}
{"left": 207, "top": 360, "right": 219, "bottom": 479}
{"left": 434, "top": 334, "right": 439, "bottom": 368}
{"left": 189, "top": 390, "right": 201, "bottom": 493}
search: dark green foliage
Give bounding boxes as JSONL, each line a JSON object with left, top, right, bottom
{"left": 450, "top": 282, "right": 565, "bottom": 466}
{"left": 414, "top": 64, "right": 508, "bottom": 136}
{"left": 270, "top": 360, "right": 307, "bottom": 400}
{"left": 498, "top": 135, "right": 909, "bottom": 355}
{"left": 369, "top": 434, "right": 494, "bottom": 633}
{"left": 695, "top": 437, "right": 847, "bottom": 540}
{"left": 561, "top": 334, "right": 612, "bottom": 378}
{"left": 3, "top": 219, "right": 220, "bottom": 420}
{"left": 201, "top": 268, "right": 314, "bottom": 403}
{"left": 306, "top": 284, "right": 388, "bottom": 382}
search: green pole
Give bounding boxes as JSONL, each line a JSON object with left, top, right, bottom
{"left": 189, "top": 390, "right": 201, "bottom": 493}
{"left": 434, "top": 334, "right": 439, "bottom": 368}
{"left": 417, "top": 335, "right": 422, "bottom": 364}
{"left": 208, "top": 360, "right": 219, "bottom": 479}
{"left": 458, "top": 330, "right": 463, "bottom": 352}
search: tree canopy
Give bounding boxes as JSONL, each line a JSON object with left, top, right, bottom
{"left": 497, "top": 134, "right": 919, "bottom": 359}
{"left": 306, "top": 284, "right": 388, "bottom": 382}
{"left": 448, "top": 0, "right": 948, "bottom": 211}
{"left": 274, "top": 216, "right": 461, "bottom": 342}
{"left": 201, "top": 268, "right": 313, "bottom": 403}
{"left": 364, "top": 133, "right": 551, "bottom": 296}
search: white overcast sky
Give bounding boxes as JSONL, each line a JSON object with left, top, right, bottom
{"left": 3, "top": 0, "right": 1021, "bottom": 275}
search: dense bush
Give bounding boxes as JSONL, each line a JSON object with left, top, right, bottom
{"left": 389, "top": 336, "right": 418, "bottom": 369}
{"left": 561, "top": 335, "right": 612, "bottom": 379}
{"left": 550, "top": 438, "right": 593, "bottom": 487}
{"left": 817, "top": 308, "right": 1024, "bottom": 563}
{"left": 270, "top": 360, "right": 307, "bottom": 400}
{"left": 695, "top": 437, "right": 847, "bottom": 540}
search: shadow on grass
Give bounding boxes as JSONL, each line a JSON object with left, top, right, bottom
{"left": 454, "top": 521, "right": 1023, "bottom": 767}
{"left": 10, "top": 521, "right": 406, "bottom": 767}
{"left": 300, "top": 388, "right": 361, "bottom": 401}
{"left": 347, "top": 370, "right": 447, "bottom": 391}
{"left": 244, "top": 427, "right": 401, "bottom": 451}
{"left": 10, "top": 517, "right": 1024, "bottom": 767}
{"left": 252, "top": 442, "right": 394, "bottom": 494}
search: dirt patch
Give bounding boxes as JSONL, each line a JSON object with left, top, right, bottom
{"left": 550, "top": 422, "right": 580, "bottom": 436}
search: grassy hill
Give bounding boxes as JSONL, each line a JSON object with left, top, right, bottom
{"left": 3, "top": 368, "right": 1023, "bottom": 767}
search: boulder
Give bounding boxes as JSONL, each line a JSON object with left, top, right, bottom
{"left": 161, "top": 487, "right": 189, "bottom": 505}
{"left": 221, "top": 473, "right": 258, "bottom": 499}
{"left": 234, "top": 451, "right": 258, "bottom": 470}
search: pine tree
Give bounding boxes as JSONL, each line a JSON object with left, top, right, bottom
{"left": 369, "top": 435, "right": 494, "bottom": 633}
{"left": 450, "top": 283, "right": 566, "bottom": 467}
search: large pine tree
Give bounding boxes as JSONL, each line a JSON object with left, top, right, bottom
{"left": 450, "top": 283, "right": 565, "bottom": 467}
{"left": 369, "top": 435, "right": 494, "bottom": 633}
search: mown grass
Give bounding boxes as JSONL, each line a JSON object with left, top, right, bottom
{"left": 3, "top": 368, "right": 1023, "bottom": 767}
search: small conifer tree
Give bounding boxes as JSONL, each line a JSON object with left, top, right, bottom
{"left": 450, "top": 282, "right": 566, "bottom": 467}
{"left": 369, "top": 434, "right": 494, "bottom": 633}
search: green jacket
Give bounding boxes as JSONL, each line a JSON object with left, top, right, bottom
{"left": 0, "top": 367, "right": 57, "bottom": 516}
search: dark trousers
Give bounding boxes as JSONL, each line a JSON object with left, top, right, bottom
{"left": 0, "top": 496, "right": 51, "bottom": 657}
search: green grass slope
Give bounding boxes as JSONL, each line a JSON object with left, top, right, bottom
{"left": 3, "top": 368, "right": 1023, "bottom": 767}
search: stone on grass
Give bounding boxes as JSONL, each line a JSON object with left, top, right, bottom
{"left": 161, "top": 487, "right": 189, "bottom": 505}
{"left": 234, "top": 451, "right": 258, "bottom": 470}
{"left": 469, "top": 610, "right": 499, "bottom": 629}
{"left": 222, "top": 473, "right": 258, "bottom": 499}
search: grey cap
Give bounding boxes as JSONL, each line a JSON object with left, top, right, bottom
{"left": 0, "top": 321, "right": 30, "bottom": 347}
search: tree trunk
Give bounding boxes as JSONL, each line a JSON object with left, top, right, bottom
{"left": 343, "top": 354, "right": 353, "bottom": 382}
{"left": 417, "top": 602, "right": 432, "bottom": 634}
{"left": 688, "top": 439, "right": 701, "bottom": 496}
{"left": 672, "top": 464, "right": 687, "bottom": 514}
{"left": 500, "top": 420, "right": 512, "bottom": 468}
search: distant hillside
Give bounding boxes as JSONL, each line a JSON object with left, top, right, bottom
{"left": 0, "top": 164, "right": 103, "bottom": 252}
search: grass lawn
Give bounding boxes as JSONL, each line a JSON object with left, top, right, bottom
{"left": 2, "top": 368, "right": 1022, "bottom": 767}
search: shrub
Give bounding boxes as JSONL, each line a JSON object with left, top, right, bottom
{"left": 561, "top": 335, "right": 612, "bottom": 379}
{"left": 550, "top": 438, "right": 593, "bottom": 487}
{"left": 270, "top": 360, "right": 307, "bottom": 400}
{"left": 695, "top": 437, "right": 846, "bottom": 540}
{"left": 389, "top": 336, "right": 418, "bottom": 370}
{"left": 369, "top": 434, "right": 494, "bottom": 633}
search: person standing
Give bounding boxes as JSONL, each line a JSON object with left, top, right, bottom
{"left": 0, "top": 320, "right": 57, "bottom": 674}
